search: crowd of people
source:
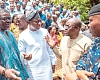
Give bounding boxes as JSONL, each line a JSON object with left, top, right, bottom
{"left": 0, "top": 0, "right": 99, "bottom": 80}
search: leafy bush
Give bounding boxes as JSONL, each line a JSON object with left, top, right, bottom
{"left": 48, "top": 0, "right": 91, "bottom": 21}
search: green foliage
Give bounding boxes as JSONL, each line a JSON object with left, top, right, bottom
{"left": 49, "top": 0, "right": 91, "bottom": 21}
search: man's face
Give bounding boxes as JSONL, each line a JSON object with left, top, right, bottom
{"left": 30, "top": 18, "right": 41, "bottom": 30}
{"left": 10, "top": 4, "right": 15, "bottom": 11}
{"left": 0, "top": 12, "right": 11, "bottom": 30}
{"left": 89, "top": 15, "right": 100, "bottom": 37}
{"left": 16, "top": 15, "right": 26, "bottom": 29}
{"left": 22, "top": 2, "right": 27, "bottom": 8}
{"left": 62, "top": 11, "right": 66, "bottom": 15}
{"left": 64, "top": 22, "right": 74, "bottom": 36}
{"left": 64, "top": 20, "right": 79, "bottom": 37}
{"left": 16, "top": 4, "right": 21, "bottom": 11}
{"left": 53, "top": 16, "right": 57, "bottom": 22}
{"left": 47, "top": 14, "right": 52, "bottom": 20}
{"left": 32, "top": 2, "right": 36, "bottom": 7}
{"left": 0, "top": 2, "right": 5, "bottom": 9}
{"left": 47, "top": 6, "right": 50, "bottom": 10}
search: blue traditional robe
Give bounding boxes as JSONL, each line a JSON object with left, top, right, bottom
{"left": 0, "top": 30, "right": 29, "bottom": 80}
{"left": 76, "top": 37, "right": 100, "bottom": 80}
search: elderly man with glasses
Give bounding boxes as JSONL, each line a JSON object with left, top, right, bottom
{"left": 60, "top": 18, "right": 92, "bottom": 80}
{"left": 0, "top": 9, "right": 29, "bottom": 80}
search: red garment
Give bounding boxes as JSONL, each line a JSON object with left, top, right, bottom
{"left": 50, "top": 34, "right": 59, "bottom": 46}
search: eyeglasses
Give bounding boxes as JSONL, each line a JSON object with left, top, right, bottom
{"left": 33, "top": 20, "right": 41, "bottom": 24}
{"left": 64, "top": 25, "right": 72, "bottom": 29}
{"left": 0, "top": 17, "right": 11, "bottom": 21}
{"left": 64, "top": 25, "right": 77, "bottom": 29}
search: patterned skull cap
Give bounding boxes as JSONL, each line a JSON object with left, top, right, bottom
{"left": 25, "top": 9, "right": 40, "bottom": 21}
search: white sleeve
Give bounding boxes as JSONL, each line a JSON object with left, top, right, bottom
{"left": 18, "top": 34, "right": 28, "bottom": 65}
{"left": 46, "top": 42, "right": 57, "bottom": 65}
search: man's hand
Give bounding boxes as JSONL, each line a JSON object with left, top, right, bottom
{"left": 52, "top": 65, "right": 55, "bottom": 73}
{"left": 5, "top": 69, "right": 21, "bottom": 80}
{"left": 63, "top": 68, "right": 78, "bottom": 80}
{"left": 23, "top": 54, "right": 32, "bottom": 60}
{"left": 45, "top": 35, "right": 55, "bottom": 48}
{"left": 76, "top": 70, "right": 94, "bottom": 80}
{"left": 63, "top": 72, "right": 78, "bottom": 80}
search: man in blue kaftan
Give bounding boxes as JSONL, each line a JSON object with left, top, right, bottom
{"left": 76, "top": 38, "right": 100, "bottom": 79}
{"left": 0, "top": 9, "right": 29, "bottom": 80}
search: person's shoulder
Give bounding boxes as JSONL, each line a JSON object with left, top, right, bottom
{"left": 40, "top": 28, "right": 48, "bottom": 32}
{"left": 82, "top": 30, "right": 89, "bottom": 34}
{"left": 7, "top": 30, "right": 14, "bottom": 35}
{"left": 42, "top": 13, "right": 46, "bottom": 16}
{"left": 40, "top": 28, "right": 48, "bottom": 35}
{"left": 61, "top": 36, "right": 70, "bottom": 42}
{"left": 81, "top": 33, "right": 91, "bottom": 39}
{"left": 63, "top": 35, "right": 70, "bottom": 39}
{"left": 18, "top": 29, "right": 28, "bottom": 40}
{"left": 79, "top": 33, "right": 92, "bottom": 43}
{"left": 19, "top": 29, "right": 28, "bottom": 36}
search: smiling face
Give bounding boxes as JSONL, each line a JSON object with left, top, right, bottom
{"left": 0, "top": 1, "right": 5, "bottom": 9}
{"left": 51, "top": 26, "right": 56, "bottom": 34}
{"left": 89, "top": 15, "right": 100, "bottom": 38}
{"left": 0, "top": 12, "right": 11, "bottom": 30}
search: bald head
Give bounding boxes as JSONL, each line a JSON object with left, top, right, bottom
{"left": 0, "top": 9, "right": 9, "bottom": 15}
{"left": 16, "top": 14, "right": 28, "bottom": 29}
{"left": 67, "top": 18, "right": 82, "bottom": 28}
{"left": 16, "top": 14, "right": 25, "bottom": 20}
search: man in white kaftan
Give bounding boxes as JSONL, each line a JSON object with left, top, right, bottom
{"left": 18, "top": 9, "right": 56, "bottom": 80}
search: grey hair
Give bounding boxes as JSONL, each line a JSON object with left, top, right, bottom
{"left": 0, "top": 9, "right": 9, "bottom": 15}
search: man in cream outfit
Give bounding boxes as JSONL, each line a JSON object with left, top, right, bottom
{"left": 60, "top": 18, "right": 92, "bottom": 78}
